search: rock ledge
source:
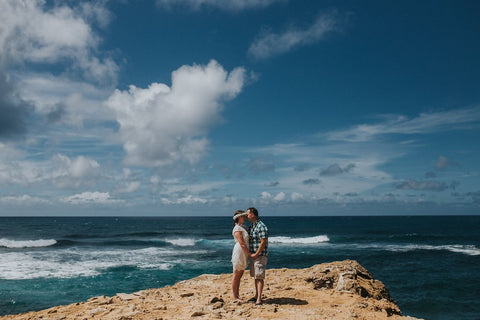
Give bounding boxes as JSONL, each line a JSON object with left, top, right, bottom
{"left": 1, "top": 260, "right": 422, "bottom": 320}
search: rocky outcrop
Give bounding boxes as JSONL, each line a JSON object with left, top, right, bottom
{"left": 0, "top": 260, "right": 422, "bottom": 320}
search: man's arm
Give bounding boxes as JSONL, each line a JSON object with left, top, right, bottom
{"left": 251, "top": 238, "right": 267, "bottom": 259}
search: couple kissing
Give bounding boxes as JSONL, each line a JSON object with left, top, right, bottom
{"left": 231, "top": 207, "right": 268, "bottom": 305}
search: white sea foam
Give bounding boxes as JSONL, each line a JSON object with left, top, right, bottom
{"left": 0, "top": 238, "right": 57, "bottom": 248}
{"left": 385, "top": 244, "right": 480, "bottom": 256}
{"left": 345, "top": 243, "right": 480, "bottom": 256}
{"left": 165, "top": 238, "right": 197, "bottom": 246}
{"left": 0, "top": 247, "right": 206, "bottom": 280}
{"left": 270, "top": 235, "right": 330, "bottom": 244}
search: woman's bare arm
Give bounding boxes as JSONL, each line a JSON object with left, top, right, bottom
{"left": 234, "top": 231, "right": 250, "bottom": 255}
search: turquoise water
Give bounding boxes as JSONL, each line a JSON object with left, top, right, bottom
{"left": 1, "top": 216, "right": 479, "bottom": 319}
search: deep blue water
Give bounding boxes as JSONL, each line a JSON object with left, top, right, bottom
{"left": 1, "top": 216, "right": 479, "bottom": 319}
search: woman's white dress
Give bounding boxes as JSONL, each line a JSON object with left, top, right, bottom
{"left": 231, "top": 224, "right": 249, "bottom": 271}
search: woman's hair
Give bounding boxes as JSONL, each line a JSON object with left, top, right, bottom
{"left": 233, "top": 209, "right": 245, "bottom": 227}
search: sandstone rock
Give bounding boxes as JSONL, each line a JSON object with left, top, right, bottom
{"left": 0, "top": 260, "right": 420, "bottom": 320}
{"left": 190, "top": 309, "right": 205, "bottom": 317}
{"left": 154, "top": 305, "right": 167, "bottom": 310}
{"left": 116, "top": 293, "right": 137, "bottom": 301}
{"left": 211, "top": 301, "right": 223, "bottom": 309}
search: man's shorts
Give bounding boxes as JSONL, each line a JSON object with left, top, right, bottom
{"left": 250, "top": 256, "right": 268, "bottom": 279}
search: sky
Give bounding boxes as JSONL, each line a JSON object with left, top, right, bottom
{"left": 0, "top": 0, "right": 479, "bottom": 216}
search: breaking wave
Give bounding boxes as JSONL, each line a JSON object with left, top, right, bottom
{"left": 270, "top": 235, "right": 330, "bottom": 244}
{"left": 0, "top": 238, "right": 57, "bottom": 249}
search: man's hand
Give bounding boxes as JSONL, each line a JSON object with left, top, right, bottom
{"left": 251, "top": 238, "right": 267, "bottom": 260}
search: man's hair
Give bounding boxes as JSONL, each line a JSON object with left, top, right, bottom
{"left": 248, "top": 207, "right": 258, "bottom": 217}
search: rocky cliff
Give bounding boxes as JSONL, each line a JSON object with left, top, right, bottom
{"left": 1, "top": 260, "right": 422, "bottom": 320}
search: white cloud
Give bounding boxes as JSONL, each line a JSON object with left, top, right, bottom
{"left": 0, "top": 195, "right": 49, "bottom": 205}
{"left": 14, "top": 72, "right": 114, "bottom": 126}
{"left": 291, "top": 192, "right": 303, "bottom": 201}
{"left": 327, "top": 107, "right": 480, "bottom": 142}
{"left": 61, "top": 191, "right": 123, "bottom": 205}
{"left": 156, "top": 0, "right": 282, "bottom": 11}
{"left": 0, "top": 0, "right": 117, "bottom": 83}
{"left": 113, "top": 169, "right": 142, "bottom": 194}
{"left": 52, "top": 154, "right": 100, "bottom": 179}
{"left": 116, "top": 181, "right": 141, "bottom": 194}
{"left": 248, "top": 12, "right": 340, "bottom": 59}
{"left": 260, "top": 191, "right": 272, "bottom": 200}
{"left": 106, "top": 60, "right": 246, "bottom": 167}
{"left": 79, "top": 1, "right": 112, "bottom": 29}
{"left": 273, "top": 191, "right": 286, "bottom": 201}
{"left": 0, "top": 149, "right": 101, "bottom": 189}
{"left": 257, "top": 191, "right": 303, "bottom": 203}
{"left": 161, "top": 195, "right": 208, "bottom": 204}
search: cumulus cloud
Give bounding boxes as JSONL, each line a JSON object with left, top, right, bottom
{"left": 0, "top": 149, "right": 101, "bottom": 189}
{"left": 106, "top": 60, "right": 245, "bottom": 167}
{"left": 16, "top": 72, "right": 113, "bottom": 126}
{"left": 259, "top": 191, "right": 303, "bottom": 203}
{"left": 54, "top": 154, "right": 100, "bottom": 179}
{"left": 396, "top": 180, "right": 448, "bottom": 192}
{"left": 0, "top": 0, "right": 117, "bottom": 83}
{"left": 62, "top": 191, "right": 123, "bottom": 205}
{"left": 291, "top": 192, "right": 303, "bottom": 201}
{"left": 320, "top": 163, "right": 355, "bottom": 176}
{"left": 115, "top": 168, "right": 141, "bottom": 193}
{"left": 327, "top": 107, "right": 480, "bottom": 142}
{"left": 260, "top": 191, "right": 272, "bottom": 200}
{"left": 248, "top": 12, "right": 341, "bottom": 59}
{"left": 156, "top": 0, "right": 281, "bottom": 11}
{"left": 50, "top": 154, "right": 101, "bottom": 188}
{"left": 273, "top": 192, "right": 286, "bottom": 201}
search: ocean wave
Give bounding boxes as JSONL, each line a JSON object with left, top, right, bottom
{"left": 0, "top": 247, "right": 206, "bottom": 280}
{"left": 384, "top": 244, "right": 480, "bottom": 256}
{"left": 0, "top": 238, "right": 57, "bottom": 248}
{"left": 59, "top": 236, "right": 199, "bottom": 248}
{"left": 164, "top": 238, "right": 197, "bottom": 246}
{"left": 270, "top": 235, "right": 330, "bottom": 244}
{"left": 342, "top": 243, "right": 480, "bottom": 256}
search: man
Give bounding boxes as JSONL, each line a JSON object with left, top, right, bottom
{"left": 246, "top": 207, "right": 268, "bottom": 305}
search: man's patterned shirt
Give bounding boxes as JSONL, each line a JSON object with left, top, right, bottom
{"left": 248, "top": 219, "right": 268, "bottom": 256}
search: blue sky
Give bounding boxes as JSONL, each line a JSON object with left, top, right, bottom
{"left": 0, "top": 0, "right": 479, "bottom": 216}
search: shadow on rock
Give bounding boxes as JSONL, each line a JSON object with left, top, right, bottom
{"left": 263, "top": 297, "right": 308, "bottom": 305}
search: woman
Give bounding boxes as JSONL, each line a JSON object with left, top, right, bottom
{"left": 231, "top": 210, "right": 250, "bottom": 303}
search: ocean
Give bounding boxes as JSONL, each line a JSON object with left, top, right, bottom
{"left": 0, "top": 216, "right": 479, "bottom": 319}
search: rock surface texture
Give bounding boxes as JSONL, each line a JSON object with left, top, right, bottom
{"left": 1, "top": 260, "right": 422, "bottom": 320}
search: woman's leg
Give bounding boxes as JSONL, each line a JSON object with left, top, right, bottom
{"left": 231, "top": 269, "right": 245, "bottom": 301}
